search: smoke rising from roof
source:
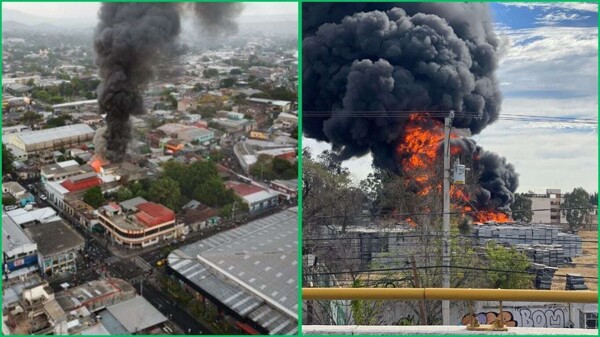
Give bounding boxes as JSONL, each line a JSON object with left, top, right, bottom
{"left": 94, "top": 2, "right": 242, "bottom": 162}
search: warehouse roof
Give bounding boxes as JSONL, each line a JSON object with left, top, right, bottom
{"left": 168, "top": 207, "right": 298, "bottom": 335}
{"left": 17, "top": 124, "right": 94, "bottom": 146}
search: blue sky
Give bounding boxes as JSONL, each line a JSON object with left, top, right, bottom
{"left": 305, "top": 2, "right": 598, "bottom": 194}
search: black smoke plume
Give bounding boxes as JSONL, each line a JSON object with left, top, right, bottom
{"left": 94, "top": 2, "right": 242, "bottom": 162}
{"left": 303, "top": 3, "right": 518, "bottom": 212}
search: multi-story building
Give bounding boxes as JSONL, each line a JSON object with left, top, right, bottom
{"left": 524, "top": 189, "right": 563, "bottom": 225}
{"left": 45, "top": 172, "right": 103, "bottom": 210}
{"left": 3, "top": 211, "right": 38, "bottom": 279}
{"left": 40, "top": 160, "right": 92, "bottom": 182}
{"left": 2, "top": 181, "right": 35, "bottom": 206}
{"left": 96, "top": 199, "right": 183, "bottom": 248}
{"left": 24, "top": 220, "right": 85, "bottom": 278}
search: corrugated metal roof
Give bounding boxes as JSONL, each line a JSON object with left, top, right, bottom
{"left": 168, "top": 207, "right": 298, "bottom": 335}
{"left": 17, "top": 124, "right": 94, "bottom": 145}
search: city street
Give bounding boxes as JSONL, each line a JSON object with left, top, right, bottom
{"left": 138, "top": 281, "right": 212, "bottom": 335}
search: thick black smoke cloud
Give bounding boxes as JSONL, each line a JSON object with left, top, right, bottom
{"left": 451, "top": 138, "right": 519, "bottom": 212}
{"left": 303, "top": 3, "right": 518, "bottom": 211}
{"left": 94, "top": 3, "right": 242, "bottom": 162}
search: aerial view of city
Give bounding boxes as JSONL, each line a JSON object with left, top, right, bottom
{"left": 2, "top": 2, "right": 298, "bottom": 335}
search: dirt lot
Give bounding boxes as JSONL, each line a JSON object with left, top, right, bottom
{"left": 552, "top": 230, "right": 598, "bottom": 290}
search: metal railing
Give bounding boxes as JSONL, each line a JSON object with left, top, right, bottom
{"left": 303, "top": 287, "right": 598, "bottom": 303}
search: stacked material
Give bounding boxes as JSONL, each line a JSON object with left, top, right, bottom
{"left": 566, "top": 273, "right": 588, "bottom": 291}
{"left": 515, "top": 244, "right": 565, "bottom": 267}
{"left": 474, "top": 224, "right": 582, "bottom": 259}
{"left": 556, "top": 232, "right": 583, "bottom": 257}
{"left": 530, "top": 263, "right": 558, "bottom": 290}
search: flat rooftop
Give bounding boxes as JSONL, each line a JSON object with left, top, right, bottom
{"left": 101, "top": 212, "right": 146, "bottom": 231}
{"left": 168, "top": 207, "right": 298, "bottom": 335}
{"left": 106, "top": 295, "right": 167, "bottom": 333}
{"left": 17, "top": 124, "right": 94, "bottom": 146}
{"left": 24, "top": 220, "right": 85, "bottom": 257}
{"left": 55, "top": 278, "right": 135, "bottom": 312}
{"left": 2, "top": 211, "right": 36, "bottom": 256}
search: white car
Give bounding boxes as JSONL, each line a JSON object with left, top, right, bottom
{"left": 4, "top": 205, "right": 19, "bottom": 211}
{"left": 40, "top": 195, "right": 48, "bottom": 201}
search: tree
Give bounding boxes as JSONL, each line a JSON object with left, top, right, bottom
{"left": 484, "top": 241, "right": 533, "bottom": 289}
{"left": 116, "top": 187, "right": 133, "bottom": 202}
{"left": 590, "top": 192, "right": 598, "bottom": 206}
{"left": 203, "top": 68, "right": 219, "bottom": 78}
{"left": 2, "top": 144, "right": 15, "bottom": 176}
{"left": 45, "top": 114, "right": 71, "bottom": 128}
{"left": 193, "top": 176, "right": 235, "bottom": 207}
{"left": 148, "top": 177, "right": 181, "bottom": 211}
{"left": 20, "top": 111, "right": 43, "bottom": 128}
{"left": 561, "top": 187, "right": 592, "bottom": 232}
{"left": 511, "top": 193, "right": 533, "bottom": 222}
{"left": 83, "top": 186, "right": 105, "bottom": 208}
{"left": 2, "top": 196, "right": 16, "bottom": 206}
{"left": 230, "top": 68, "right": 242, "bottom": 75}
{"left": 192, "top": 83, "right": 204, "bottom": 92}
{"left": 220, "top": 77, "right": 236, "bottom": 88}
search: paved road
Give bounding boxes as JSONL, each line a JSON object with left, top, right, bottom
{"left": 139, "top": 281, "right": 212, "bottom": 335}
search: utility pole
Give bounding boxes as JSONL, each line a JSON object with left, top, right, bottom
{"left": 411, "top": 255, "right": 428, "bottom": 325}
{"left": 442, "top": 110, "right": 454, "bottom": 325}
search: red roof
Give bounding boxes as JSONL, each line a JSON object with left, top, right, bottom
{"left": 61, "top": 176, "right": 102, "bottom": 192}
{"left": 135, "top": 202, "right": 175, "bottom": 227}
{"left": 225, "top": 181, "right": 264, "bottom": 196}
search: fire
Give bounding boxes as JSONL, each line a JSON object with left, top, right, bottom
{"left": 396, "top": 114, "right": 511, "bottom": 223}
{"left": 90, "top": 156, "right": 108, "bottom": 173}
{"left": 471, "top": 210, "right": 511, "bottom": 223}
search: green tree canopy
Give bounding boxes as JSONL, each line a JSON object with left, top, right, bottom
{"left": 116, "top": 187, "right": 134, "bottom": 202}
{"left": 220, "top": 77, "right": 236, "bottom": 88}
{"left": 561, "top": 187, "right": 592, "bottom": 232}
{"left": 193, "top": 176, "right": 235, "bottom": 207}
{"left": 20, "top": 111, "right": 43, "bottom": 128}
{"left": 2, "top": 144, "right": 15, "bottom": 176}
{"left": 203, "top": 68, "right": 219, "bottom": 78}
{"left": 484, "top": 241, "right": 533, "bottom": 289}
{"left": 148, "top": 177, "right": 181, "bottom": 211}
{"left": 3, "top": 196, "right": 16, "bottom": 206}
{"left": 512, "top": 193, "right": 533, "bottom": 222}
{"left": 83, "top": 186, "right": 105, "bottom": 208}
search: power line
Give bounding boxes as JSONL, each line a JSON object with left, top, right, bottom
{"left": 304, "top": 207, "right": 596, "bottom": 221}
{"left": 304, "top": 234, "right": 597, "bottom": 243}
{"left": 308, "top": 265, "right": 599, "bottom": 280}
{"left": 302, "top": 111, "right": 598, "bottom": 124}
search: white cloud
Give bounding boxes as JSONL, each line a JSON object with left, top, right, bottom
{"left": 497, "top": 26, "right": 598, "bottom": 97}
{"left": 500, "top": 2, "right": 598, "bottom": 13}
{"left": 536, "top": 11, "right": 590, "bottom": 25}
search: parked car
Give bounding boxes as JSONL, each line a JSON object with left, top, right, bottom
{"left": 4, "top": 205, "right": 19, "bottom": 211}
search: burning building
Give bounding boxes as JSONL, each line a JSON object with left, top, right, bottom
{"left": 302, "top": 3, "right": 518, "bottom": 222}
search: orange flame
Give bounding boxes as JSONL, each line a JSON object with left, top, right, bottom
{"left": 396, "top": 114, "right": 511, "bottom": 223}
{"left": 90, "top": 156, "right": 108, "bottom": 173}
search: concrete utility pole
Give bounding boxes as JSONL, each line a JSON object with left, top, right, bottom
{"left": 442, "top": 110, "right": 454, "bottom": 325}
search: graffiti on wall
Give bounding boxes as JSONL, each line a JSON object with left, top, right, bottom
{"left": 461, "top": 307, "right": 569, "bottom": 328}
